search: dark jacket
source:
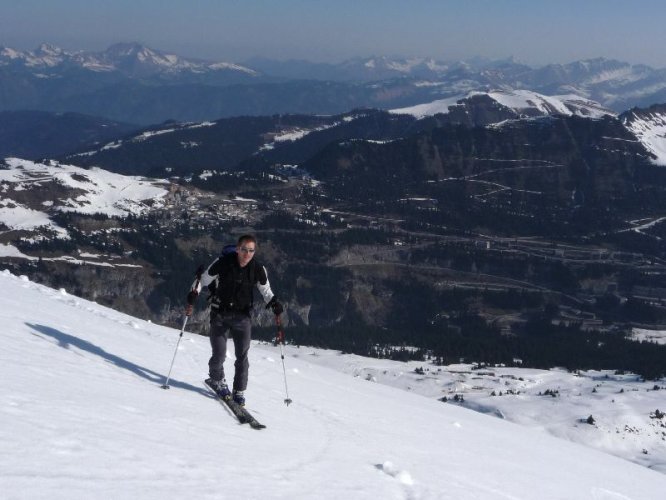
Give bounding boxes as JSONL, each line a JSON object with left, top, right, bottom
{"left": 205, "top": 253, "right": 273, "bottom": 315}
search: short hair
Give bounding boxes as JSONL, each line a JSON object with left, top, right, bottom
{"left": 237, "top": 234, "right": 257, "bottom": 247}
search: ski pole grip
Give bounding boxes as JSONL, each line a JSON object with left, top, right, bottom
{"left": 275, "top": 314, "right": 285, "bottom": 343}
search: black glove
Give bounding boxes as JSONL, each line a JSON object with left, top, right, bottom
{"left": 266, "top": 297, "right": 283, "bottom": 316}
{"left": 185, "top": 290, "right": 199, "bottom": 316}
{"left": 186, "top": 290, "right": 199, "bottom": 305}
{"left": 195, "top": 264, "right": 205, "bottom": 280}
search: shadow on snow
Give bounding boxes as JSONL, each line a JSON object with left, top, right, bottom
{"left": 26, "top": 322, "right": 210, "bottom": 397}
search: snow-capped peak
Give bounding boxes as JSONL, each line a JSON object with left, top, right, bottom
{"left": 105, "top": 43, "right": 182, "bottom": 68}
{"left": 349, "top": 56, "right": 450, "bottom": 79}
{"left": 34, "top": 43, "right": 65, "bottom": 57}
{"left": 0, "top": 42, "right": 258, "bottom": 77}
{"left": 0, "top": 47, "right": 22, "bottom": 59}
{"left": 100, "top": 42, "right": 259, "bottom": 75}
{"left": 0, "top": 43, "right": 72, "bottom": 68}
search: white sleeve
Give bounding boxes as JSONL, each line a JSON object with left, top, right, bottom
{"left": 190, "top": 277, "right": 203, "bottom": 294}
{"left": 256, "top": 265, "right": 275, "bottom": 304}
{"left": 198, "top": 259, "right": 219, "bottom": 290}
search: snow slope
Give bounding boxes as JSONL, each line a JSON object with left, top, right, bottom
{"left": 389, "top": 95, "right": 463, "bottom": 119}
{"left": 484, "top": 90, "right": 614, "bottom": 118}
{"left": 296, "top": 351, "right": 666, "bottom": 473}
{"left": 1, "top": 271, "right": 666, "bottom": 499}
{"left": 0, "top": 158, "right": 169, "bottom": 238}
{"left": 391, "top": 90, "right": 615, "bottom": 120}
{"left": 622, "top": 110, "right": 666, "bottom": 166}
{"left": 0, "top": 158, "right": 168, "bottom": 217}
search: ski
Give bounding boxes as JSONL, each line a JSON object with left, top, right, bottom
{"left": 204, "top": 381, "right": 266, "bottom": 430}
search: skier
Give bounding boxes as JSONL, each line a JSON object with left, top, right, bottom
{"left": 186, "top": 234, "right": 283, "bottom": 406}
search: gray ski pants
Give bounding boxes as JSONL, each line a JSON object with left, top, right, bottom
{"left": 208, "top": 312, "right": 252, "bottom": 392}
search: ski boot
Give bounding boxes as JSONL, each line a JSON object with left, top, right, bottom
{"left": 233, "top": 391, "right": 245, "bottom": 407}
{"left": 206, "top": 378, "right": 231, "bottom": 400}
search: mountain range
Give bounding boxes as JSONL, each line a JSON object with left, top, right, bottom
{"left": 2, "top": 42, "right": 666, "bottom": 123}
{"left": 0, "top": 42, "right": 258, "bottom": 80}
{"left": 57, "top": 90, "right": 665, "bottom": 177}
{"left": 3, "top": 43, "right": 666, "bottom": 388}
{"left": 4, "top": 93, "right": 666, "bottom": 353}
{"left": 5, "top": 40, "right": 666, "bottom": 493}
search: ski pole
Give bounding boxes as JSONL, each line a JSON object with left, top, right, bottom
{"left": 162, "top": 265, "right": 204, "bottom": 389}
{"left": 275, "top": 314, "right": 292, "bottom": 405}
{"left": 161, "top": 314, "right": 189, "bottom": 389}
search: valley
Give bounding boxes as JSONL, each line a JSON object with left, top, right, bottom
{"left": 2, "top": 84, "right": 666, "bottom": 380}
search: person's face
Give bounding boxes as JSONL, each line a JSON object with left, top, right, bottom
{"left": 237, "top": 241, "right": 256, "bottom": 267}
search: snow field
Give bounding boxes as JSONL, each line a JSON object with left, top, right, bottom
{"left": 1, "top": 270, "right": 665, "bottom": 499}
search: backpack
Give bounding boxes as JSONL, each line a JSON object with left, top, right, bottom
{"left": 222, "top": 244, "right": 237, "bottom": 256}
{"left": 206, "top": 244, "right": 235, "bottom": 296}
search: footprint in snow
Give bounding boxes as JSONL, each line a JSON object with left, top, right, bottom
{"left": 375, "top": 461, "right": 414, "bottom": 486}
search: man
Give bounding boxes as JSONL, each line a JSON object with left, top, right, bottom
{"left": 186, "top": 234, "right": 283, "bottom": 406}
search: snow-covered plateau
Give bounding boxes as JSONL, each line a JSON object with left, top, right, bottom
{"left": 1, "top": 270, "right": 665, "bottom": 499}
{"left": 390, "top": 89, "right": 616, "bottom": 120}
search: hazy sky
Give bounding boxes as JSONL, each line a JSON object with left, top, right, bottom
{"left": 2, "top": 0, "right": 666, "bottom": 67}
